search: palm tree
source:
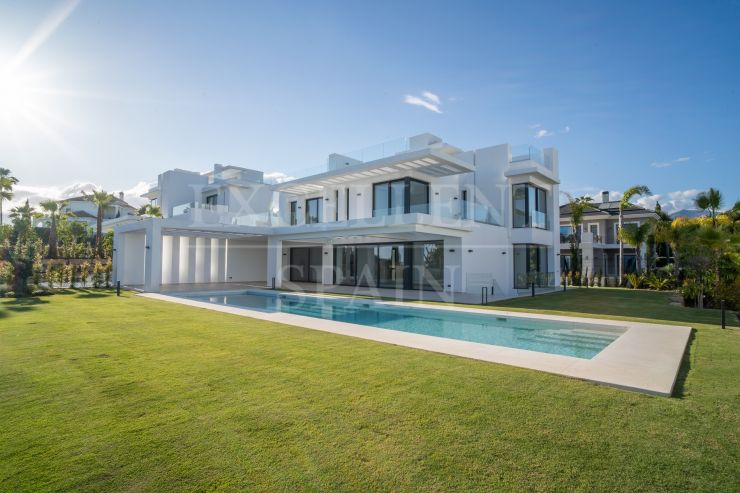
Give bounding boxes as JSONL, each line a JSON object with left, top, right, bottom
{"left": 9, "top": 199, "right": 34, "bottom": 224}
{"left": 618, "top": 185, "right": 651, "bottom": 285}
{"left": 138, "top": 204, "right": 162, "bottom": 217}
{"left": 695, "top": 188, "right": 723, "bottom": 228}
{"left": 39, "top": 200, "right": 65, "bottom": 259}
{"left": 0, "top": 168, "right": 19, "bottom": 226}
{"left": 562, "top": 192, "right": 594, "bottom": 279}
{"left": 84, "top": 190, "right": 115, "bottom": 257}
{"left": 618, "top": 222, "right": 651, "bottom": 273}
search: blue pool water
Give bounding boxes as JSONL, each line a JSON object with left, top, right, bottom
{"left": 181, "top": 291, "right": 626, "bottom": 359}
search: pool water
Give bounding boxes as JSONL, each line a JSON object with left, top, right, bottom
{"left": 181, "top": 291, "right": 626, "bottom": 359}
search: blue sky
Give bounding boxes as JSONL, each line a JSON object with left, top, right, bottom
{"left": 1, "top": 0, "right": 738, "bottom": 213}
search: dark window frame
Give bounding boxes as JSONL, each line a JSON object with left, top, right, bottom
{"left": 345, "top": 188, "right": 350, "bottom": 220}
{"left": 512, "top": 183, "right": 549, "bottom": 230}
{"left": 334, "top": 190, "right": 339, "bottom": 222}
{"left": 289, "top": 201, "right": 297, "bottom": 225}
{"left": 332, "top": 240, "right": 443, "bottom": 291}
{"left": 305, "top": 197, "right": 321, "bottom": 224}
{"left": 372, "top": 177, "right": 430, "bottom": 217}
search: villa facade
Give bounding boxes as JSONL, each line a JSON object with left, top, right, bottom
{"left": 559, "top": 192, "right": 659, "bottom": 283}
{"left": 113, "top": 133, "right": 561, "bottom": 298}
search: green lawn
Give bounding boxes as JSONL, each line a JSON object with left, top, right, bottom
{"left": 0, "top": 289, "right": 738, "bottom": 492}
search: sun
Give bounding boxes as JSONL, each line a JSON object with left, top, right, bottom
{"left": 0, "top": 69, "right": 35, "bottom": 117}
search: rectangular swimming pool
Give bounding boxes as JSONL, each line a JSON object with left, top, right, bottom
{"left": 179, "top": 290, "right": 626, "bottom": 359}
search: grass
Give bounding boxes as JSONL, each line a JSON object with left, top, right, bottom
{"left": 0, "top": 288, "right": 738, "bottom": 492}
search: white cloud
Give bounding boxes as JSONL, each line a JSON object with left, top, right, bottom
{"left": 403, "top": 92, "right": 442, "bottom": 114}
{"left": 635, "top": 189, "right": 702, "bottom": 214}
{"left": 421, "top": 91, "right": 440, "bottom": 105}
{"left": 263, "top": 171, "right": 295, "bottom": 184}
{"left": 533, "top": 125, "right": 570, "bottom": 138}
{"left": 651, "top": 156, "right": 691, "bottom": 168}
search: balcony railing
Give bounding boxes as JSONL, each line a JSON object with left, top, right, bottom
{"left": 510, "top": 144, "right": 554, "bottom": 171}
{"left": 515, "top": 271, "right": 556, "bottom": 289}
{"left": 340, "top": 137, "right": 411, "bottom": 164}
{"left": 172, "top": 202, "right": 228, "bottom": 216}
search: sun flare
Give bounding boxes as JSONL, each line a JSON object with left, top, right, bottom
{"left": 0, "top": 70, "right": 35, "bottom": 116}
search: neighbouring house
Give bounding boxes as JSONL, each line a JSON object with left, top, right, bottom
{"left": 559, "top": 191, "right": 659, "bottom": 284}
{"left": 114, "top": 133, "right": 561, "bottom": 297}
{"left": 61, "top": 193, "right": 140, "bottom": 232}
{"left": 35, "top": 192, "right": 140, "bottom": 232}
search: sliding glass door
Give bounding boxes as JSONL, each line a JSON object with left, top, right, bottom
{"left": 377, "top": 245, "right": 405, "bottom": 289}
{"left": 333, "top": 241, "right": 443, "bottom": 291}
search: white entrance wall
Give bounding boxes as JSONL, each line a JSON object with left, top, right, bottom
{"left": 225, "top": 237, "right": 268, "bottom": 283}
{"left": 117, "top": 231, "right": 146, "bottom": 285}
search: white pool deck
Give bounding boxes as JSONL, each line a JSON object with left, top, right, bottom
{"left": 140, "top": 290, "right": 692, "bottom": 397}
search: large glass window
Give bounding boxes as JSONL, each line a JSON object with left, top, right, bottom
{"left": 334, "top": 241, "right": 443, "bottom": 291}
{"left": 412, "top": 242, "right": 444, "bottom": 290}
{"left": 205, "top": 194, "right": 218, "bottom": 206}
{"left": 373, "top": 182, "right": 390, "bottom": 216}
{"left": 513, "top": 244, "right": 551, "bottom": 289}
{"left": 512, "top": 184, "right": 549, "bottom": 229}
{"left": 409, "top": 179, "right": 430, "bottom": 214}
{"left": 373, "top": 178, "right": 429, "bottom": 216}
{"left": 378, "top": 245, "right": 405, "bottom": 289}
{"left": 305, "top": 197, "right": 321, "bottom": 224}
{"left": 356, "top": 245, "right": 378, "bottom": 287}
{"left": 334, "top": 245, "right": 356, "bottom": 285}
{"left": 289, "top": 201, "right": 297, "bottom": 225}
{"left": 289, "top": 247, "right": 322, "bottom": 283}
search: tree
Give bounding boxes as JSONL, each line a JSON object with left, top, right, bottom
{"left": 618, "top": 185, "right": 651, "bottom": 285}
{"left": 9, "top": 199, "right": 34, "bottom": 225}
{"left": 39, "top": 200, "right": 65, "bottom": 259}
{"left": 695, "top": 188, "right": 724, "bottom": 228}
{"left": 84, "top": 190, "right": 115, "bottom": 257}
{"left": 618, "top": 222, "right": 651, "bottom": 273}
{"left": 138, "top": 204, "right": 162, "bottom": 217}
{"left": 0, "top": 168, "right": 19, "bottom": 226}
{"left": 562, "top": 192, "right": 594, "bottom": 280}
{"left": 5, "top": 200, "right": 39, "bottom": 296}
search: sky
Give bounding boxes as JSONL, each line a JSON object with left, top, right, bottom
{"left": 1, "top": 0, "right": 739, "bottom": 215}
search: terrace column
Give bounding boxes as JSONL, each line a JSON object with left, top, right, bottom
{"left": 266, "top": 238, "right": 283, "bottom": 288}
{"left": 144, "top": 221, "right": 163, "bottom": 292}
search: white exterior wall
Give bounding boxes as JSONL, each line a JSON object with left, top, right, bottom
{"left": 122, "top": 135, "right": 561, "bottom": 296}
{"left": 159, "top": 170, "right": 208, "bottom": 217}
{"left": 225, "top": 238, "right": 268, "bottom": 282}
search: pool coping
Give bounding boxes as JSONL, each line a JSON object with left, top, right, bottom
{"left": 139, "top": 290, "right": 692, "bottom": 397}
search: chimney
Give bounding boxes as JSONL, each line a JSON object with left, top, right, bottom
{"left": 119, "top": 191, "right": 124, "bottom": 200}
{"left": 601, "top": 191, "right": 609, "bottom": 203}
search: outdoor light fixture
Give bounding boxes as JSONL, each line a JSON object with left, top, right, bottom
{"left": 468, "top": 249, "right": 473, "bottom": 253}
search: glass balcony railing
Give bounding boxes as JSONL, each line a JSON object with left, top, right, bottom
{"left": 340, "top": 137, "right": 411, "bottom": 164}
{"left": 510, "top": 144, "right": 554, "bottom": 171}
{"left": 515, "top": 271, "right": 556, "bottom": 289}
{"left": 511, "top": 145, "right": 543, "bottom": 165}
{"left": 473, "top": 203, "right": 503, "bottom": 226}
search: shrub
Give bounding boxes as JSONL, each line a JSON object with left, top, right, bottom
{"left": 104, "top": 261, "right": 112, "bottom": 288}
{"left": 65, "top": 264, "right": 77, "bottom": 289}
{"left": 92, "top": 262, "right": 103, "bottom": 288}
{"left": 625, "top": 273, "right": 644, "bottom": 289}
{"left": 80, "top": 262, "right": 91, "bottom": 287}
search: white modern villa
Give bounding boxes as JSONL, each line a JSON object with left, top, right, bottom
{"left": 113, "top": 134, "right": 561, "bottom": 298}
